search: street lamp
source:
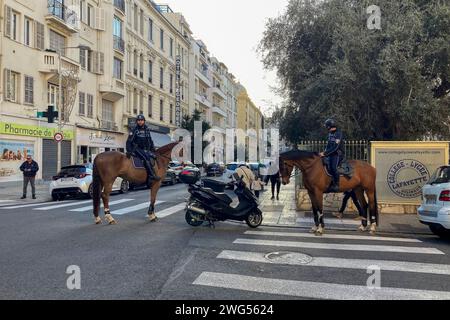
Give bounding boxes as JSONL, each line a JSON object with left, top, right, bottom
{"left": 52, "top": 45, "right": 91, "bottom": 173}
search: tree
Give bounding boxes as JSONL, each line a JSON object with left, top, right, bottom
{"left": 259, "top": 0, "right": 450, "bottom": 143}
{"left": 181, "top": 109, "right": 211, "bottom": 163}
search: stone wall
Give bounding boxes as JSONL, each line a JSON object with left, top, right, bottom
{"left": 296, "top": 189, "right": 419, "bottom": 214}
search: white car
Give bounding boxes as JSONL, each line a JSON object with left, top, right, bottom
{"left": 169, "top": 161, "right": 184, "bottom": 180}
{"left": 417, "top": 165, "right": 450, "bottom": 238}
{"left": 49, "top": 165, "right": 129, "bottom": 201}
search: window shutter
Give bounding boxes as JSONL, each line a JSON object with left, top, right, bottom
{"left": 94, "top": 7, "right": 106, "bottom": 30}
{"left": 4, "top": 69, "right": 12, "bottom": 101}
{"left": 81, "top": 1, "right": 88, "bottom": 24}
{"left": 34, "top": 21, "right": 45, "bottom": 50}
{"left": 5, "top": 5, "right": 12, "bottom": 38}
{"left": 92, "top": 51, "right": 104, "bottom": 74}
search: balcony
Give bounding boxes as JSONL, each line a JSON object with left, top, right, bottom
{"left": 113, "top": 35, "right": 125, "bottom": 54}
{"left": 39, "top": 52, "right": 59, "bottom": 73}
{"left": 46, "top": 0, "right": 79, "bottom": 34}
{"left": 114, "top": 0, "right": 125, "bottom": 13}
{"left": 100, "top": 120, "right": 119, "bottom": 132}
{"left": 210, "top": 86, "right": 226, "bottom": 100}
{"left": 195, "top": 93, "right": 212, "bottom": 108}
{"left": 99, "top": 80, "right": 125, "bottom": 102}
{"left": 195, "top": 68, "right": 211, "bottom": 86}
{"left": 212, "top": 105, "right": 227, "bottom": 118}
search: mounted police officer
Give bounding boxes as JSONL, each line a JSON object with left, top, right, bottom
{"left": 319, "top": 119, "right": 345, "bottom": 192}
{"left": 126, "top": 115, "right": 161, "bottom": 186}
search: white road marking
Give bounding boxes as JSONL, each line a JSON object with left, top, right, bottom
{"left": 156, "top": 203, "right": 186, "bottom": 218}
{"left": 0, "top": 201, "right": 76, "bottom": 210}
{"left": 112, "top": 201, "right": 164, "bottom": 216}
{"left": 193, "top": 272, "right": 450, "bottom": 300}
{"left": 297, "top": 217, "right": 360, "bottom": 226}
{"left": 69, "top": 199, "right": 135, "bottom": 212}
{"left": 233, "top": 238, "right": 444, "bottom": 255}
{"left": 244, "top": 231, "right": 422, "bottom": 243}
{"left": 217, "top": 250, "right": 450, "bottom": 275}
{"left": 34, "top": 200, "right": 93, "bottom": 210}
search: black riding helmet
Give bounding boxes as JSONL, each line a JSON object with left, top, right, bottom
{"left": 324, "top": 119, "right": 337, "bottom": 130}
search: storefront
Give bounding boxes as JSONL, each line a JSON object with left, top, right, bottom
{"left": 127, "top": 118, "right": 173, "bottom": 148}
{"left": 76, "top": 126, "right": 127, "bottom": 163}
{"left": 0, "top": 121, "right": 74, "bottom": 182}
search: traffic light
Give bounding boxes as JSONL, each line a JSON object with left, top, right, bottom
{"left": 39, "top": 106, "right": 58, "bottom": 123}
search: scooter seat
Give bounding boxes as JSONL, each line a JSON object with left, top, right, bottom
{"left": 204, "top": 188, "right": 233, "bottom": 205}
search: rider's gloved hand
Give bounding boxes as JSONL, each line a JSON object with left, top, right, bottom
{"left": 126, "top": 152, "right": 132, "bottom": 158}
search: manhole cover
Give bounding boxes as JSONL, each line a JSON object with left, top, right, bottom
{"left": 264, "top": 252, "right": 313, "bottom": 265}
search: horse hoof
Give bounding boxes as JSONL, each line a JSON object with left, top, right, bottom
{"left": 310, "top": 226, "right": 318, "bottom": 233}
{"left": 94, "top": 217, "right": 102, "bottom": 225}
{"left": 148, "top": 213, "right": 158, "bottom": 222}
{"left": 369, "top": 223, "right": 377, "bottom": 235}
{"left": 315, "top": 227, "right": 324, "bottom": 236}
{"left": 104, "top": 214, "right": 117, "bottom": 225}
{"left": 358, "top": 225, "right": 367, "bottom": 232}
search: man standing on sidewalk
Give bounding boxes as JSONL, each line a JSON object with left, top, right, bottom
{"left": 19, "top": 155, "right": 39, "bottom": 199}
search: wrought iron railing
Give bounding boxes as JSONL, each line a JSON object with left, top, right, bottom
{"left": 47, "top": 0, "right": 78, "bottom": 27}
{"left": 113, "top": 35, "right": 125, "bottom": 53}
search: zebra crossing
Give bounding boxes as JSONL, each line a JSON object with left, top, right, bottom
{"left": 0, "top": 198, "right": 186, "bottom": 218}
{"left": 192, "top": 228, "right": 450, "bottom": 300}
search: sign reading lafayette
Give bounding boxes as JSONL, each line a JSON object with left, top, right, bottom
{"left": 371, "top": 142, "right": 449, "bottom": 204}
{"left": 0, "top": 122, "right": 74, "bottom": 140}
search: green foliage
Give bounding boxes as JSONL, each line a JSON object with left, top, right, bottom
{"left": 259, "top": 0, "right": 450, "bottom": 142}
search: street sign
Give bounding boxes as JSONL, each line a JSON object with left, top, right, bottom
{"left": 54, "top": 132, "right": 64, "bottom": 143}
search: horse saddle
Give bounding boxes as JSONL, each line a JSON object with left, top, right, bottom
{"left": 322, "top": 158, "right": 354, "bottom": 179}
{"left": 131, "top": 155, "right": 156, "bottom": 170}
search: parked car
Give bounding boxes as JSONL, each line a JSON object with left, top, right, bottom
{"left": 129, "top": 167, "right": 178, "bottom": 190}
{"left": 206, "top": 163, "right": 225, "bottom": 177}
{"left": 169, "top": 161, "right": 184, "bottom": 180}
{"left": 49, "top": 165, "right": 129, "bottom": 201}
{"left": 247, "top": 162, "right": 268, "bottom": 181}
{"left": 418, "top": 165, "right": 450, "bottom": 238}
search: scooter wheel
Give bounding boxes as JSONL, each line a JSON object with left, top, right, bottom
{"left": 246, "top": 212, "right": 263, "bottom": 228}
{"left": 185, "top": 210, "right": 204, "bottom": 227}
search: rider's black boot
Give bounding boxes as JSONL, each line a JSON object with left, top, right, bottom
{"left": 145, "top": 160, "right": 161, "bottom": 185}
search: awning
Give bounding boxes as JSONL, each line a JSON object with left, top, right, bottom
{"left": 152, "top": 132, "right": 173, "bottom": 148}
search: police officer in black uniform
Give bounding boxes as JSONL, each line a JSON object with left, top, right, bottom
{"left": 319, "top": 119, "right": 345, "bottom": 192}
{"left": 126, "top": 115, "right": 161, "bottom": 186}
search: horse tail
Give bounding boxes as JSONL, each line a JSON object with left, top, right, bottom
{"left": 92, "top": 158, "right": 103, "bottom": 217}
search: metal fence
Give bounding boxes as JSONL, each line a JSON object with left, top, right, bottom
{"left": 295, "top": 140, "right": 369, "bottom": 191}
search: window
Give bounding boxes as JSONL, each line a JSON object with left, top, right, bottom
{"left": 87, "top": 94, "right": 94, "bottom": 118}
{"left": 133, "top": 4, "right": 138, "bottom": 31}
{"left": 160, "top": 99, "right": 164, "bottom": 121}
{"left": 170, "top": 74, "right": 173, "bottom": 94}
{"left": 24, "top": 75, "right": 34, "bottom": 104}
{"left": 24, "top": 18, "right": 32, "bottom": 46}
{"left": 148, "top": 95, "right": 153, "bottom": 118}
{"left": 4, "top": 70, "right": 19, "bottom": 102}
{"left": 88, "top": 5, "right": 93, "bottom": 27}
{"left": 102, "top": 100, "right": 114, "bottom": 122}
{"left": 139, "top": 54, "right": 143, "bottom": 79}
{"left": 113, "top": 58, "right": 122, "bottom": 79}
{"left": 113, "top": 16, "right": 122, "bottom": 38}
{"left": 80, "top": 0, "right": 85, "bottom": 23}
{"left": 148, "top": 60, "right": 153, "bottom": 83}
{"left": 79, "top": 92, "right": 86, "bottom": 115}
{"left": 47, "top": 83, "right": 59, "bottom": 106}
{"left": 160, "top": 67, "right": 164, "bottom": 89}
{"left": 160, "top": 29, "right": 164, "bottom": 50}
{"left": 133, "top": 50, "right": 138, "bottom": 76}
{"left": 34, "top": 21, "right": 45, "bottom": 50}
{"left": 11, "top": 11, "right": 19, "bottom": 41}
{"left": 80, "top": 49, "right": 86, "bottom": 69}
{"left": 49, "top": 30, "right": 66, "bottom": 56}
{"left": 133, "top": 89, "right": 138, "bottom": 114}
{"left": 170, "top": 104, "right": 173, "bottom": 124}
{"left": 148, "top": 18, "right": 153, "bottom": 42}
{"left": 170, "top": 38, "right": 173, "bottom": 57}
{"left": 139, "top": 9, "right": 144, "bottom": 35}
{"left": 139, "top": 91, "right": 143, "bottom": 114}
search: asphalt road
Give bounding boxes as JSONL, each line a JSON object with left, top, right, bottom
{"left": 1, "top": 182, "right": 450, "bottom": 300}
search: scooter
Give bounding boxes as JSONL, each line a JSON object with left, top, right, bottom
{"left": 182, "top": 174, "right": 263, "bottom": 228}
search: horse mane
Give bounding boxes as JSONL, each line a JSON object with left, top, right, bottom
{"left": 156, "top": 142, "right": 179, "bottom": 156}
{"left": 280, "top": 150, "right": 319, "bottom": 160}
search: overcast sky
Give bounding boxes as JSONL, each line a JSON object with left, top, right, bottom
{"left": 164, "top": 0, "right": 289, "bottom": 117}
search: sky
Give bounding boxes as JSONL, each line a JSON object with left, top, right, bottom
{"left": 164, "top": 0, "right": 289, "bottom": 117}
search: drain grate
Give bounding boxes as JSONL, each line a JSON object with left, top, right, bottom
{"left": 264, "top": 252, "right": 313, "bottom": 265}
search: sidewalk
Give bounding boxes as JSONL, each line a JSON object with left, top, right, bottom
{"left": 0, "top": 180, "right": 52, "bottom": 204}
{"left": 259, "top": 183, "right": 432, "bottom": 235}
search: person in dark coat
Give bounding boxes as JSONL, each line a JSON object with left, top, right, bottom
{"left": 19, "top": 155, "right": 39, "bottom": 199}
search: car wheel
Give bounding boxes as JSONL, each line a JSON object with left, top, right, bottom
{"left": 120, "top": 180, "right": 129, "bottom": 194}
{"left": 52, "top": 194, "right": 58, "bottom": 201}
{"left": 429, "top": 225, "right": 450, "bottom": 239}
{"left": 88, "top": 184, "right": 94, "bottom": 199}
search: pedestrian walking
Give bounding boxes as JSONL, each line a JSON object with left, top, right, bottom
{"left": 19, "top": 155, "right": 39, "bottom": 199}
{"left": 333, "top": 189, "right": 364, "bottom": 219}
{"left": 265, "top": 163, "right": 281, "bottom": 200}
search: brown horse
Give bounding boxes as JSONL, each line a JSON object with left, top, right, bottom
{"left": 279, "top": 150, "right": 379, "bottom": 235}
{"left": 91, "top": 142, "right": 180, "bottom": 225}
